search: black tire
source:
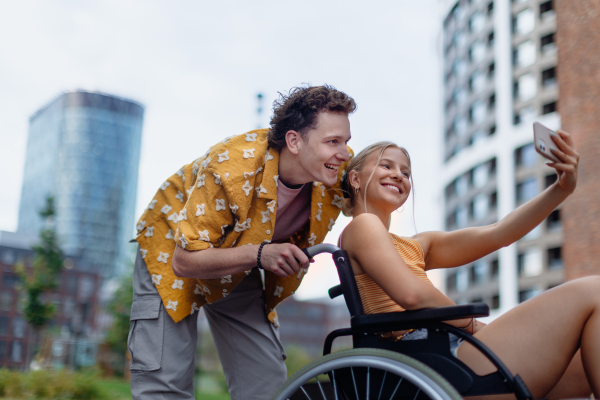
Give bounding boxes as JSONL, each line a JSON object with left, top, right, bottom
{"left": 272, "top": 348, "right": 462, "bottom": 400}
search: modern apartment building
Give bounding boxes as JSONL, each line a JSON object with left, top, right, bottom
{"left": 440, "top": 0, "right": 561, "bottom": 316}
{"left": 0, "top": 231, "right": 101, "bottom": 369}
{"left": 17, "top": 91, "right": 144, "bottom": 279}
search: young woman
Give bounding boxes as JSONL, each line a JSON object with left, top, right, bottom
{"left": 339, "top": 132, "right": 599, "bottom": 399}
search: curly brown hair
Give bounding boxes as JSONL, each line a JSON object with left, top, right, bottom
{"left": 267, "top": 84, "right": 357, "bottom": 149}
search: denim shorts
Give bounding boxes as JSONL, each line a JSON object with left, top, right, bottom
{"left": 401, "top": 329, "right": 464, "bottom": 358}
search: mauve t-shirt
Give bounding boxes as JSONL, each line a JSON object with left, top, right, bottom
{"left": 271, "top": 181, "right": 312, "bottom": 243}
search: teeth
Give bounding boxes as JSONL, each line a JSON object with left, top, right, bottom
{"left": 325, "top": 164, "right": 339, "bottom": 171}
{"left": 383, "top": 184, "right": 400, "bottom": 193}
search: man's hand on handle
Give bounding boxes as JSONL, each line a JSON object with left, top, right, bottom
{"left": 260, "top": 243, "right": 310, "bottom": 277}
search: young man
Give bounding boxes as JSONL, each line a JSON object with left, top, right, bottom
{"left": 129, "top": 85, "right": 356, "bottom": 399}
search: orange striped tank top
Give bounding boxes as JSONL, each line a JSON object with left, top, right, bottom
{"left": 355, "top": 234, "right": 431, "bottom": 314}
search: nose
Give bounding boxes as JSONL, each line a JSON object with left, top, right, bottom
{"left": 338, "top": 146, "right": 350, "bottom": 162}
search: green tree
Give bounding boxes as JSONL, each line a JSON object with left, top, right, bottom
{"left": 16, "top": 196, "right": 64, "bottom": 367}
{"left": 104, "top": 272, "right": 133, "bottom": 362}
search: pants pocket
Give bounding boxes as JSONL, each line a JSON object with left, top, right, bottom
{"left": 128, "top": 297, "right": 163, "bottom": 371}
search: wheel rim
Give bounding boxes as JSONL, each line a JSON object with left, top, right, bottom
{"left": 276, "top": 354, "right": 458, "bottom": 400}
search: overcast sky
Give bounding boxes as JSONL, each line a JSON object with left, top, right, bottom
{"left": 0, "top": 0, "right": 445, "bottom": 298}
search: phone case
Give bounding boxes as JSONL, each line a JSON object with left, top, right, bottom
{"left": 533, "top": 122, "right": 561, "bottom": 163}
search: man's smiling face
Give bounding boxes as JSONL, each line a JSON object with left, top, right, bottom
{"left": 295, "top": 111, "right": 351, "bottom": 186}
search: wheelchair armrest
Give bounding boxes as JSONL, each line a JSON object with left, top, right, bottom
{"left": 351, "top": 303, "right": 489, "bottom": 332}
{"left": 328, "top": 284, "right": 343, "bottom": 299}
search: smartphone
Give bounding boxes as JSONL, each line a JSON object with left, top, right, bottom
{"left": 533, "top": 122, "right": 561, "bottom": 163}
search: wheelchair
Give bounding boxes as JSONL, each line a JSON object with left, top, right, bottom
{"left": 272, "top": 244, "right": 535, "bottom": 400}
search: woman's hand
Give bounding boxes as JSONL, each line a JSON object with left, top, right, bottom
{"left": 548, "top": 130, "right": 579, "bottom": 194}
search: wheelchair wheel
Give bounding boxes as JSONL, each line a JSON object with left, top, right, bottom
{"left": 272, "top": 348, "right": 461, "bottom": 400}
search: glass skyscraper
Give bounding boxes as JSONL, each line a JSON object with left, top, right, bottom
{"left": 18, "top": 90, "right": 144, "bottom": 278}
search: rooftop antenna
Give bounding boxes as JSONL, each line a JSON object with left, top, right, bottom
{"left": 256, "top": 93, "right": 264, "bottom": 129}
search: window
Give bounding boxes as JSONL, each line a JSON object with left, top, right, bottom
{"left": 490, "top": 258, "right": 499, "bottom": 279}
{"left": 473, "top": 164, "right": 489, "bottom": 188}
{"left": 518, "top": 247, "right": 543, "bottom": 277}
{"left": 0, "top": 341, "right": 6, "bottom": 361}
{"left": 471, "top": 40, "right": 486, "bottom": 63}
{"left": 489, "top": 125, "right": 496, "bottom": 135}
{"left": 12, "top": 318, "right": 25, "bottom": 339}
{"left": 545, "top": 174, "right": 557, "bottom": 188}
{"left": 487, "top": 1, "right": 494, "bottom": 16}
{"left": 540, "top": 0, "right": 555, "bottom": 19}
{"left": 519, "top": 286, "right": 543, "bottom": 303}
{"left": 1, "top": 274, "right": 20, "bottom": 289}
{"left": 0, "top": 292, "right": 12, "bottom": 312}
{"left": 516, "top": 143, "right": 537, "bottom": 167}
{"left": 489, "top": 191, "right": 497, "bottom": 209}
{"left": 469, "top": 11, "right": 485, "bottom": 33}
{"left": 491, "top": 294, "right": 500, "bottom": 309}
{"left": 547, "top": 209, "right": 561, "bottom": 231}
{"left": 471, "top": 130, "right": 487, "bottom": 146}
{"left": 488, "top": 31, "right": 495, "bottom": 47}
{"left": 0, "top": 317, "right": 8, "bottom": 337}
{"left": 67, "top": 275, "right": 78, "bottom": 294}
{"left": 516, "top": 73, "right": 537, "bottom": 101}
{"left": 454, "top": 87, "right": 467, "bottom": 106}
{"left": 471, "top": 261, "right": 488, "bottom": 284}
{"left": 456, "top": 267, "right": 469, "bottom": 292}
{"left": 488, "top": 93, "right": 496, "bottom": 110}
{"left": 447, "top": 272, "right": 456, "bottom": 292}
{"left": 11, "top": 341, "right": 22, "bottom": 363}
{"left": 446, "top": 181, "right": 456, "bottom": 199}
{"left": 456, "top": 175, "right": 469, "bottom": 196}
{"left": 488, "top": 62, "right": 495, "bottom": 78}
{"left": 542, "top": 67, "right": 557, "bottom": 88}
{"left": 470, "top": 100, "right": 487, "bottom": 124}
{"left": 515, "top": 40, "right": 536, "bottom": 68}
{"left": 548, "top": 247, "right": 562, "bottom": 269}
{"left": 514, "top": 106, "right": 537, "bottom": 125}
{"left": 473, "top": 194, "right": 489, "bottom": 220}
{"left": 541, "top": 33, "right": 556, "bottom": 54}
{"left": 471, "top": 70, "right": 486, "bottom": 93}
{"left": 516, "top": 177, "right": 538, "bottom": 203}
{"left": 456, "top": 205, "right": 469, "bottom": 228}
{"left": 514, "top": 8, "right": 535, "bottom": 35}
{"left": 454, "top": 115, "right": 467, "bottom": 137}
{"left": 454, "top": 59, "right": 467, "bottom": 78}
{"left": 543, "top": 101, "right": 557, "bottom": 115}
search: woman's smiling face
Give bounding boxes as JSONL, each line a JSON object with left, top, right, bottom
{"left": 352, "top": 146, "right": 412, "bottom": 213}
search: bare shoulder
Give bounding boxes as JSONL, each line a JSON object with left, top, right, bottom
{"left": 342, "top": 214, "right": 391, "bottom": 251}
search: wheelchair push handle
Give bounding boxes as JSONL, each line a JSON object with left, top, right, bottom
{"left": 300, "top": 243, "right": 341, "bottom": 260}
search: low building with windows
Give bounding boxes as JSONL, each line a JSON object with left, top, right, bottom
{"left": 440, "top": 0, "right": 561, "bottom": 316}
{"left": 0, "top": 231, "right": 102, "bottom": 369}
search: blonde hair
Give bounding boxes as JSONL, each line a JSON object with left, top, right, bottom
{"left": 341, "top": 141, "right": 413, "bottom": 217}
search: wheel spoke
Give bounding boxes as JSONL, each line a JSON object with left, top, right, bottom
{"left": 351, "top": 367, "right": 359, "bottom": 399}
{"left": 388, "top": 377, "right": 403, "bottom": 400}
{"left": 378, "top": 371, "right": 387, "bottom": 400}
{"left": 366, "top": 367, "right": 370, "bottom": 400}
{"left": 413, "top": 388, "right": 421, "bottom": 400}
{"left": 300, "top": 385, "right": 313, "bottom": 400}
{"left": 316, "top": 377, "right": 327, "bottom": 400}
{"left": 332, "top": 370, "right": 339, "bottom": 400}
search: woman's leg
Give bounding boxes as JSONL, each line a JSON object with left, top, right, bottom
{"left": 457, "top": 276, "right": 600, "bottom": 398}
{"left": 546, "top": 350, "right": 591, "bottom": 400}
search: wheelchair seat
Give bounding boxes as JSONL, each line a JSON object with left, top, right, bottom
{"left": 302, "top": 244, "right": 535, "bottom": 400}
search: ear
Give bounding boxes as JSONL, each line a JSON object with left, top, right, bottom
{"left": 348, "top": 170, "right": 360, "bottom": 190}
{"left": 285, "top": 130, "right": 303, "bottom": 155}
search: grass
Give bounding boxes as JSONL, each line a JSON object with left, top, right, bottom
{"left": 96, "top": 378, "right": 230, "bottom": 400}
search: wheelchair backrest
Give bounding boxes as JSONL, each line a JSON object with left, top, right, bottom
{"left": 330, "top": 249, "right": 365, "bottom": 317}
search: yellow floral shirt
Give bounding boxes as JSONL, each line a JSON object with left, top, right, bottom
{"left": 135, "top": 129, "right": 352, "bottom": 325}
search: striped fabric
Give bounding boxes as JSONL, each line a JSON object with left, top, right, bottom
{"left": 355, "top": 234, "right": 432, "bottom": 314}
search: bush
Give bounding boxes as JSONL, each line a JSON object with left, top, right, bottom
{"left": 0, "top": 368, "right": 107, "bottom": 399}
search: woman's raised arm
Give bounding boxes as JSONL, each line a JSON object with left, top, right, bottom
{"left": 415, "top": 129, "right": 579, "bottom": 270}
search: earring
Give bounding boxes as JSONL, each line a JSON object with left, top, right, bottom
{"left": 354, "top": 186, "right": 359, "bottom": 194}
{"left": 396, "top": 206, "right": 404, "bottom": 213}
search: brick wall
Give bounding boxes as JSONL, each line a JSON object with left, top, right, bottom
{"left": 556, "top": 1, "right": 600, "bottom": 280}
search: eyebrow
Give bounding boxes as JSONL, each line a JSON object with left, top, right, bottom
{"left": 380, "top": 157, "right": 410, "bottom": 170}
{"left": 323, "top": 134, "right": 351, "bottom": 141}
